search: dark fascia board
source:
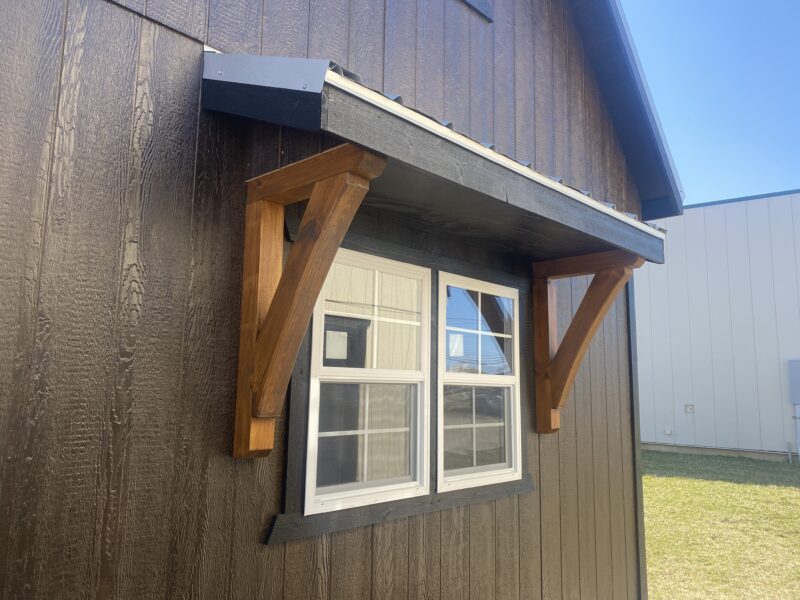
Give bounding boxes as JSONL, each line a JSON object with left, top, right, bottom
{"left": 201, "top": 52, "right": 666, "bottom": 264}
{"left": 568, "top": 0, "right": 685, "bottom": 220}
{"left": 323, "top": 83, "right": 664, "bottom": 263}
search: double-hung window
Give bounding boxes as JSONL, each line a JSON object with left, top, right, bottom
{"left": 438, "top": 273, "right": 522, "bottom": 491}
{"left": 305, "top": 250, "right": 522, "bottom": 515}
{"left": 305, "top": 249, "right": 431, "bottom": 514}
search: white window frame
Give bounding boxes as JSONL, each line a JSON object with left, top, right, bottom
{"left": 305, "top": 248, "right": 431, "bottom": 515}
{"left": 437, "top": 272, "right": 522, "bottom": 492}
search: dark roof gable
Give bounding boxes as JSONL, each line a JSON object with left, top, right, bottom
{"left": 569, "top": 0, "right": 684, "bottom": 219}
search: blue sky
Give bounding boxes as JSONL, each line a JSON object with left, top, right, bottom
{"left": 620, "top": 0, "right": 800, "bottom": 206}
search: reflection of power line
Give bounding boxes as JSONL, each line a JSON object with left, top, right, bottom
{"left": 326, "top": 298, "right": 421, "bottom": 317}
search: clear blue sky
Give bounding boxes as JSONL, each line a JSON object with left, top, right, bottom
{"left": 620, "top": 0, "right": 800, "bottom": 206}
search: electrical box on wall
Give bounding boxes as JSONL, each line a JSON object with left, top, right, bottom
{"left": 790, "top": 360, "right": 800, "bottom": 405}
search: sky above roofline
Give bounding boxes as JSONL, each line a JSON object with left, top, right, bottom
{"left": 620, "top": 0, "right": 800, "bottom": 206}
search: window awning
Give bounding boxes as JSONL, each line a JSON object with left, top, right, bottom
{"left": 203, "top": 53, "right": 662, "bottom": 456}
{"left": 202, "top": 53, "right": 665, "bottom": 265}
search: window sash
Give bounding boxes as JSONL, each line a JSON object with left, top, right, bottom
{"left": 438, "top": 272, "right": 523, "bottom": 492}
{"left": 305, "top": 249, "right": 431, "bottom": 515}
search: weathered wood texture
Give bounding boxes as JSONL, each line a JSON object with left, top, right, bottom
{"left": 111, "top": 0, "right": 640, "bottom": 216}
{"left": 1, "top": 0, "right": 644, "bottom": 598}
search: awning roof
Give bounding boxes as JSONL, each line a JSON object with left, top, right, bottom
{"left": 202, "top": 53, "right": 666, "bottom": 264}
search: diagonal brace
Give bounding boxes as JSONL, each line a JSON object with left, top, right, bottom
{"left": 533, "top": 251, "right": 644, "bottom": 433}
{"left": 234, "top": 144, "right": 386, "bottom": 457}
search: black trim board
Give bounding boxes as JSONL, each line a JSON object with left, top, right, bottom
{"left": 626, "top": 281, "right": 649, "bottom": 598}
{"left": 267, "top": 475, "right": 533, "bottom": 544}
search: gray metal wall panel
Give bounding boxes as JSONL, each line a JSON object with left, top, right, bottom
{"left": 634, "top": 192, "right": 800, "bottom": 453}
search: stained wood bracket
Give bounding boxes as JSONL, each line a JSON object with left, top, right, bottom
{"left": 533, "top": 250, "right": 645, "bottom": 433}
{"left": 234, "top": 144, "right": 387, "bottom": 457}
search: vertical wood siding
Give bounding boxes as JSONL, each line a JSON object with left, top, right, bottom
{"left": 0, "top": 0, "right": 644, "bottom": 598}
{"left": 636, "top": 193, "right": 800, "bottom": 455}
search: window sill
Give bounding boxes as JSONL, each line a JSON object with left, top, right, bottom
{"left": 265, "top": 473, "right": 533, "bottom": 544}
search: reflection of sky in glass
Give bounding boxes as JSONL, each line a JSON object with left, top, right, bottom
{"left": 446, "top": 287, "right": 478, "bottom": 329}
{"left": 445, "top": 286, "right": 515, "bottom": 375}
{"left": 480, "top": 335, "right": 512, "bottom": 375}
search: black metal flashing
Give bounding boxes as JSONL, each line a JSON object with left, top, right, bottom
{"left": 202, "top": 54, "right": 330, "bottom": 130}
{"left": 461, "top": 0, "right": 494, "bottom": 22}
{"left": 568, "top": 0, "right": 684, "bottom": 219}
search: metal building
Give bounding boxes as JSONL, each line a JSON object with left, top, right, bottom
{"left": 634, "top": 189, "right": 800, "bottom": 458}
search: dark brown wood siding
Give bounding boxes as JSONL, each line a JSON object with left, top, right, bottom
{"left": 0, "top": 0, "right": 644, "bottom": 598}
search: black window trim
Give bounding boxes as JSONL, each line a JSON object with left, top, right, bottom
{"left": 265, "top": 243, "right": 533, "bottom": 545}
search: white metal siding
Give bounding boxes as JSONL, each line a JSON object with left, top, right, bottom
{"left": 634, "top": 192, "right": 800, "bottom": 453}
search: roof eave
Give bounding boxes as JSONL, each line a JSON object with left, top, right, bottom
{"left": 201, "top": 52, "right": 666, "bottom": 264}
{"left": 568, "top": 0, "right": 685, "bottom": 219}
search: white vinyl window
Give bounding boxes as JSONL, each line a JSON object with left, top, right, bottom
{"left": 437, "top": 273, "right": 522, "bottom": 491}
{"left": 305, "top": 249, "right": 431, "bottom": 514}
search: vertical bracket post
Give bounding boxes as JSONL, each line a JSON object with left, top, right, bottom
{"left": 234, "top": 144, "right": 386, "bottom": 457}
{"left": 533, "top": 251, "right": 645, "bottom": 433}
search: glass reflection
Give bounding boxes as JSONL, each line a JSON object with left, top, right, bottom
{"left": 446, "top": 286, "right": 479, "bottom": 329}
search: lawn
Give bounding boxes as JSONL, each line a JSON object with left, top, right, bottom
{"left": 642, "top": 450, "right": 800, "bottom": 600}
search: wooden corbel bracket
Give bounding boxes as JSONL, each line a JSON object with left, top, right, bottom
{"left": 533, "top": 250, "right": 645, "bottom": 433}
{"left": 234, "top": 144, "right": 387, "bottom": 457}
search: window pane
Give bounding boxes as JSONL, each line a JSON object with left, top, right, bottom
{"left": 475, "top": 387, "right": 507, "bottom": 423}
{"left": 317, "top": 434, "right": 364, "bottom": 487}
{"left": 480, "top": 294, "right": 514, "bottom": 334}
{"left": 319, "top": 383, "right": 365, "bottom": 432}
{"left": 323, "top": 315, "right": 372, "bottom": 368}
{"left": 475, "top": 426, "right": 506, "bottom": 467}
{"left": 324, "top": 262, "right": 374, "bottom": 316}
{"left": 368, "top": 384, "right": 414, "bottom": 430}
{"left": 446, "top": 286, "right": 478, "bottom": 330}
{"left": 368, "top": 432, "right": 410, "bottom": 480}
{"left": 444, "top": 428, "right": 473, "bottom": 471}
{"left": 443, "top": 386, "right": 473, "bottom": 425}
{"left": 376, "top": 321, "right": 420, "bottom": 370}
{"left": 379, "top": 272, "right": 421, "bottom": 322}
{"left": 480, "top": 335, "right": 513, "bottom": 375}
{"left": 446, "top": 331, "right": 478, "bottom": 373}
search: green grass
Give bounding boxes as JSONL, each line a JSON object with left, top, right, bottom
{"left": 642, "top": 450, "right": 800, "bottom": 600}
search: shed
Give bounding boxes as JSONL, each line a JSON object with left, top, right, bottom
{"left": 0, "top": 0, "right": 681, "bottom": 598}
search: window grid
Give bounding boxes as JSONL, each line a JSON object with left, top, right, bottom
{"left": 441, "top": 386, "right": 507, "bottom": 468}
{"left": 438, "top": 272, "right": 522, "bottom": 492}
{"left": 444, "top": 289, "right": 514, "bottom": 375}
{"left": 306, "top": 249, "right": 431, "bottom": 515}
